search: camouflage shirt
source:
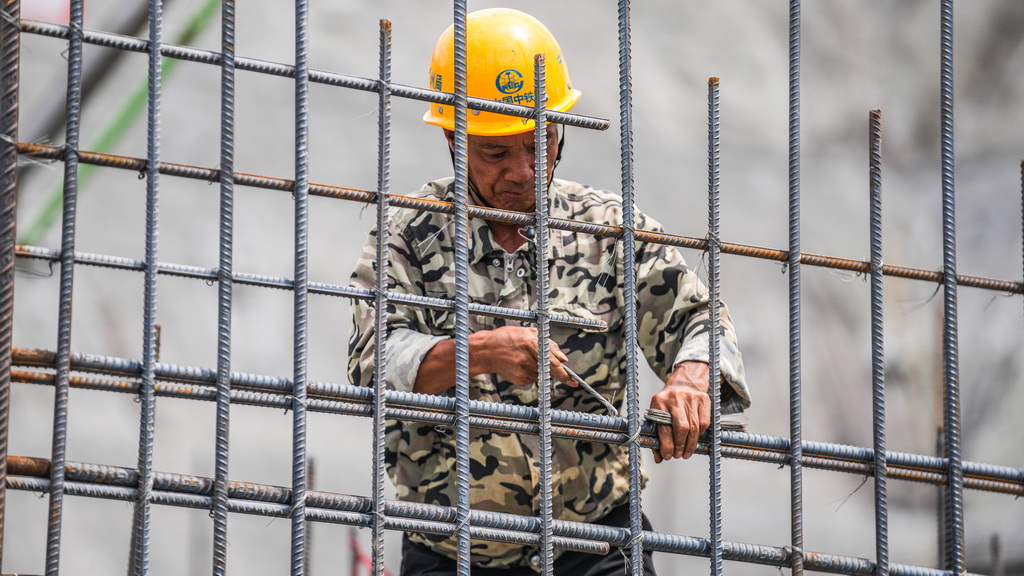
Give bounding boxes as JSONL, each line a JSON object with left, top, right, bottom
{"left": 348, "top": 177, "right": 750, "bottom": 569}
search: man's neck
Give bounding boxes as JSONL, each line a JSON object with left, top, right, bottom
{"left": 488, "top": 221, "right": 528, "bottom": 253}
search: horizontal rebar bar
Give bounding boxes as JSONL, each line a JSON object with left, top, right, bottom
{"left": 17, "top": 142, "right": 1022, "bottom": 296}
{"left": 13, "top": 244, "right": 605, "bottom": 332}
{"left": 18, "top": 19, "right": 609, "bottom": 133}
{"left": 3, "top": 456, "right": 985, "bottom": 576}
{"left": 11, "top": 348, "right": 1023, "bottom": 496}
{"left": 3, "top": 465, "right": 608, "bottom": 556}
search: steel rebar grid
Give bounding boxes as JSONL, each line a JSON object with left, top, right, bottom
{"left": 211, "top": 0, "right": 237, "bottom": 573}
{"left": 371, "top": 18, "right": 392, "bottom": 576}
{"left": 17, "top": 19, "right": 611, "bottom": 135}
{"left": 938, "top": 1, "right": 966, "bottom": 572}
{"left": 533, "top": 54, "right": 556, "bottom": 575}
{"left": 45, "top": 0, "right": 85, "bottom": 572}
{"left": 2, "top": 455, "right": 995, "bottom": 576}
{"left": 0, "top": 0, "right": 18, "bottom": 568}
{"left": 10, "top": 347, "right": 1024, "bottom": 495}
{"left": 787, "top": 1, "right": 805, "bottom": 575}
{"left": 450, "top": 3, "right": 473, "bottom": 575}
{"left": 868, "top": 109, "right": 889, "bottom": 576}
{"left": 13, "top": 142, "right": 1024, "bottom": 297}
{"left": 290, "top": 0, "right": 312, "bottom": 573}
{"left": 707, "top": 76, "right": 724, "bottom": 576}
{"left": 615, "top": 2, "right": 646, "bottom": 575}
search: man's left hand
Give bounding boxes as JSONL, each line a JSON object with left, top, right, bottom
{"left": 649, "top": 361, "right": 711, "bottom": 463}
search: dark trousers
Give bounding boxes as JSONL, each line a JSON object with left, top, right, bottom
{"left": 399, "top": 503, "right": 657, "bottom": 576}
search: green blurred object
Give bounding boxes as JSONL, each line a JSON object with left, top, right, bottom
{"left": 20, "top": 0, "right": 220, "bottom": 246}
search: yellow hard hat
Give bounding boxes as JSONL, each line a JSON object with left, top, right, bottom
{"left": 423, "top": 8, "right": 582, "bottom": 136}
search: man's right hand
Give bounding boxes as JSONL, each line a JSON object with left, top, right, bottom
{"left": 413, "top": 326, "right": 574, "bottom": 394}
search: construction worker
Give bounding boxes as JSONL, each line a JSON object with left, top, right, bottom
{"left": 348, "top": 8, "right": 750, "bottom": 575}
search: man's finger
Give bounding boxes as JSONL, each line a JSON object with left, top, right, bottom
{"left": 682, "top": 408, "right": 700, "bottom": 459}
{"left": 658, "top": 422, "right": 674, "bottom": 461}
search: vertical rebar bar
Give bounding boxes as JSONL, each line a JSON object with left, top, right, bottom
{"left": 47, "top": 0, "right": 85, "bottom": 573}
{"left": 616, "top": 1, "right": 644, "bottom": 574}
{"left": 0, "top": 0, "right": 20, "bottom": 567}
{"left": 130, "top": 0, "right": 165, "bottom": 572}
{"left": 450, "top": 3, "right": 473, "bottom": 575}
{"left": 371, "top": 18, "right": 392, "bottom": 576}
{"left": 533, "top": 53, "right": 555, "bottom": 576}
{"left": 787, "top": 1, "right": 805, "bottom": 575}
{"left": 291, "top": 0, "right": 312, "bottom": 573}
{"left": 868, "top": 109, "right": 890, "bottom": 576}
{"left": 706, "top": 76, "right": 724, "bottom": 576}
{"left": 211, "top": 0, "right": 237, "bottom": 573}
{"left": 938, "top": 2, "right": 965, "bottom": 573}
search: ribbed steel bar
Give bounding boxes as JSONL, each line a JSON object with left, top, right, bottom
{"left": 0, "top": 0, "right": 18, "bottom": 567}
{"left": 131, "top": 1, "right": 164, "bottom": 569}
{"left": 13, "top": 245, "right": 606, "bottom": 334}
{"left": 371, "top": 18, "right": 392, "bottom": 576}
{"left": 6, "top": 455, "right": 993, "bottom": 576}
{"left": 14, "top": 344, "right": 1024, "bottom": 485}
{"left": 211, "top": 0, "right": 237, "bottom": 573}
{"left": 291, "top": 0, "right": 311, "bottom": 572}
{"left": 787, "top": 2, "right": 804, "bottom": 575}
{"left": 938, "top": 1, "right": 965, "bottom": 572}
{"left": 450, "top": 3, "right": 472, "bottom": 575}
{"left": 14, "top": 142, "right": 1024, "bottom": 297}
{"left": 46, "top": 0, "right": 85, "bottom": 572}
{"left": 533, "top": 53, "right": 555, "bottom": 575}
{"left": 129, "top": 0, "right": 164, "bottom": 572}
{"left": 11, "top": 361, "right": 1024, "bottom": 497}
{"left": 868, "top": 109, "right": 889, "bottom": 576}
{"left": 3, "top": 465, "right": 607, "bottom": 556}
{"left": 17, "top": 20, "right": 611, "bottom": 133}
{"left": 707, "top": 76, "right": 724, "bottom": 576}
{"left": 615, "top": 1, "right": 644, "bottom": 574}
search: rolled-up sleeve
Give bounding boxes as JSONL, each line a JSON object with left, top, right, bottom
{"left": 348, "top": 224, "right": 448, "bottom": 393}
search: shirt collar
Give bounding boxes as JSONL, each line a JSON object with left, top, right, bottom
{"left": 456, "top": 180, "right": 561, "bottom": 264}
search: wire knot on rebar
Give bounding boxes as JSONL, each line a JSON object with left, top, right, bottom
{"left": 289, "top": 492, "right": 307, "bottom": 519}
{"left": 0, "top": 7, "right": 18, "bottom": 27}
{"left": 136, "top": 475, "right": 155, "bottom": 506}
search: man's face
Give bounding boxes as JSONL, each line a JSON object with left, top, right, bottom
{"left": 446, "top": 124, "right": 559, "bottom": 214}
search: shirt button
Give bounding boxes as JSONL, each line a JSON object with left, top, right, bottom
{"left": 492, "top": 258, "right": 502, "bottom": 267}
{"left": 528, "top": 553, "right": 542, "bottom": 570}
{"left": 515, "top": 268, "right": 526, "bottom": 278}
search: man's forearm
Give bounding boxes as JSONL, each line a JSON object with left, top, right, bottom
{"left": 412, "top": 332, "right": 491, "bottom": 395}
{"left": 411, "top": 326, "right": 571, "bottom": 394}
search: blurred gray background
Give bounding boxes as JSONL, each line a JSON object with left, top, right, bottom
{"left": 9, "top": 0, "right": 1024, "bottom": 574}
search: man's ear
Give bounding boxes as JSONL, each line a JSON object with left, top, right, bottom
{"left": 443, "top": 129, "right": 455, "bottom": 152}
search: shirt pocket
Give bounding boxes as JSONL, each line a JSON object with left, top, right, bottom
{"left": 548, "top": 230, "right": 620, "bottom": 325}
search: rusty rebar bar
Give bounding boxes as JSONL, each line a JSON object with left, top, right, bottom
{"left": 17, "top": 142, "right": 1020, "bottom": 296}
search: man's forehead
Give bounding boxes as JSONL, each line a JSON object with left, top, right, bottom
{"left": 473, "top": 126, "right": 558, "bottom": 148}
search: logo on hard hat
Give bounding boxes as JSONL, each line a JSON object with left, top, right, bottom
{"left": 495, "top": 69, "right": 524, "bottom": 94}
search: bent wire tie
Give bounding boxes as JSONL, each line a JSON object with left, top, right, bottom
{"left": 563, "top": 365, "right": 618, "bottom": 417}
